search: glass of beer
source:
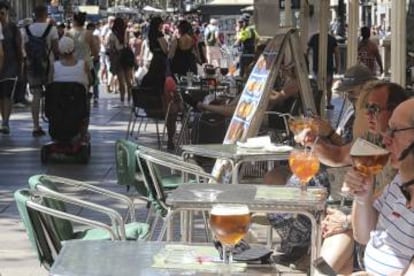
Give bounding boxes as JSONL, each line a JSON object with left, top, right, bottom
{"left": 289, "top": 149, "right": 320, "bottom": 191}
{"left": 350, "top": 138, "right": 390, "bottom": 177}
{"left": 209, "top": 204, "right": 251, "bottom": 264}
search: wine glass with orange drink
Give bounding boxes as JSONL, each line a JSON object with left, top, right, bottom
{"left": 288, "top": 149, "right": 320, "bottom": 192}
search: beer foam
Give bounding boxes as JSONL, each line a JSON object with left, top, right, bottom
{"left": 350, "top": 138, "right": 389, "bottom": 156}
{"left": 211, "top": 205, "right": 249, "bottom": 216}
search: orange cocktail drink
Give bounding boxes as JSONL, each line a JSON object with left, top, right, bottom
{"left": 289, "top": 150, "right": 320, "bottom": 191}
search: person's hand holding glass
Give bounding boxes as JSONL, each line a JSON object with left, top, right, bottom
{"left": 287, "top": 116, "right": 321, "bottom": 192}
{"left": 342, "top": 138, "right": 390, "bottom": 201}
{"left": 209, "top": 204, "right": 251, "bottom": 265}
{"left": 290, "top": 116, "right": 335, "bottom": 147}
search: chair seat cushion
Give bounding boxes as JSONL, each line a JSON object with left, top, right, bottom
{"left": 160, "top": 175, "right": 182, "bottom": 190}
{"left": 76, "top": 222, "right": 150, "bottom": 240}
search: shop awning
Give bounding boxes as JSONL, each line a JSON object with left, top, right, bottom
{"left": 200, "top": 0, "right": 252, "bottom": 15}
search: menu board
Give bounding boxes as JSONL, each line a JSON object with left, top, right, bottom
{"left": 211, "top": 33, "right": 289, "bottom": 183}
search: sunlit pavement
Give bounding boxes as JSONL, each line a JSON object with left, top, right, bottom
{"left": 0, "top": 86, "right": 344, "bottom": 276}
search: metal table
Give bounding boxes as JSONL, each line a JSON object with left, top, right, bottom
{"left": 181, "top": 144, "right": 291, "bottom": 184}
{"left": 50, "top": 240, "right": 280, "bottom": 276}
{"left": 166, "top": 183, "right": 327, "bottom": 275}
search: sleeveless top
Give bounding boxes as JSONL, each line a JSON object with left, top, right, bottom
{"left": 0, "top": 22, "right": 19, "bottom": 79}
{"left": 53, "top": 60, "right": 88, "bottom": 89}
{"left": 68, "top": 29, "right": 92, "bottom": 68}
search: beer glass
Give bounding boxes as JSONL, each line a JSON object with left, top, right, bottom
{"left": 289, "top": 149, "right": 320, "bottom": 191}
{"left": 209, "top": 204, "right": 251, "bottom": 264}
{"left": 350, "top": 138, "right": 390, "bottom": 177}
{"left": 342, "top": 138, "right": 390, "bottom": 197}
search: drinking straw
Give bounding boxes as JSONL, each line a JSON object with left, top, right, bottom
{"left": 307, "top": 136, "right": 319, "bottom": 155}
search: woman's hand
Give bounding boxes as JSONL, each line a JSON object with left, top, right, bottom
{"left": 321, "top": 208, "right": 350, "bottom": 238}
{"left": 294, "top": 127, "right": 317, "bottom": 146}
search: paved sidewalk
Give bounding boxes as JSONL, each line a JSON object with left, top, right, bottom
{"left": 0, "top": 87, "right": 345, "bottom": 276}
{"left": 0, "top": 92, "right": 161, "bottom": 276}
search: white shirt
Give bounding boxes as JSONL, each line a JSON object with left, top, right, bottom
{"left": 22, "top": 22, "right": 58, "bottom": 64}
{"left": 364, "top": 173, "right": 414, "bottom": 275}
{"left": 53, "top": 60, "right": 88, "bottom": 89}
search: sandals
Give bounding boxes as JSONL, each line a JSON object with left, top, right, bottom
{"left": 32, "top": 128, "right": 46, "bottom": 137}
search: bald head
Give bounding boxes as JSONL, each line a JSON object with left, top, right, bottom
{"left": 392, "top": 98, "right": 414, "bottom": 127}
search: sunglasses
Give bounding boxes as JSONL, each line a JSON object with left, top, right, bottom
{"left": 364, "top": 103, "right": 386, "bottom": 116}
{"left": 386, "top": 126, "right": 414, "bottom": 139}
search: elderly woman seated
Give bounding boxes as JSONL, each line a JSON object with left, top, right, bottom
{"left": 53, "top": 36, "right": 91, "bottom": 89}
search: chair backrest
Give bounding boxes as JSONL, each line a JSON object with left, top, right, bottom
{"left": 14, "top": 189, "right": 62, "bottom": 269}
{"left": 45, "top": 82, "right": 88, "bottom": 141}
{"left": 131, "top": 86, "right": 164, "bottom": 119}
{"left": 136, "top": 149, "right": 169, "bottom": 216}
{"left": 115, "top": 139, "right": 148, "bottom": 197}
{"left": 28, "top": 175, "right": 74, "bottom": 241}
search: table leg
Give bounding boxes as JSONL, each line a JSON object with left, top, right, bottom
{"left": 300, "top": 211, "right": 319, "bottom": 276}
{"left": 181, "top": 210, "right": 190, "bottom": 242}
{"left": 232, "top": 161, "right": 239, "bottom": 184}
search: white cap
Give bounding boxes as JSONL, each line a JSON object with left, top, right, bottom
{"left": 58, "top": 36, "right": 75, "bottom": 54}
{"left": 210, "top": 18, "right": 217, "bottom": 25}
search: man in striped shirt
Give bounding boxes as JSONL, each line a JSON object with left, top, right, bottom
{"left": 344, "top": 98, "right": 414, "bottom": 275}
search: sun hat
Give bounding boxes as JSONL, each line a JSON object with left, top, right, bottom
{"left": 335, "top": 64, "right": 375, "bottom": 92}
{"left": 58, "top": 36, "right": 75, "bottom": 54}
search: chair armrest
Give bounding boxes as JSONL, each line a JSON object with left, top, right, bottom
{"left": 138, "top": 151, "right": 218, "bottom": 183}
{"left": 138, "top": 146, "right": 203, "bottom": 171}
{"left": 34, "top": 188, "right": 128, "bottom": 240}
{"left": 27, "top": 197, "right": 119, "bottom": 240}
{"left": 30, "top": 175, "right": 136, "bottom": 223}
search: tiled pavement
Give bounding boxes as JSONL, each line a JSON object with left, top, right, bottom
{"left": 0, "top": 88, "right": 345, "bottom": 276}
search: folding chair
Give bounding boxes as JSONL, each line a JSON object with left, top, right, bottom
{"left": 137, "top": 148, "right": 217, "bottom": 241}
{"left": 27, "top": 175, "right": 150, "bottom": 241}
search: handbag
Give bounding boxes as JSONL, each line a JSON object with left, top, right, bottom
{"left": 119, "top": 46, "right": 136, "bottom": 69}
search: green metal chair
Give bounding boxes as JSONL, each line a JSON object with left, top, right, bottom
{"left": 14, "top": 188, "right": 136, "bottom": 270}
{"left": 136, "top": 148, "right": 217, "bottom": 241}
{"left": 114, "top": 139, "right": 200, "bottom": 223}
{"left": 27, "top": 175, "right": 150, "bottom": 242}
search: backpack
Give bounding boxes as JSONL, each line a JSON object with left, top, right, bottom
{"left": 25, "top": 24, "right": 53, "bottom": 81}
{"left": 206, "top": 28, "right": 216, "bottom": 46}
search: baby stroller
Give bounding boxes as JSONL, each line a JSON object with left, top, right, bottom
{"left": 41, "top": 82, "right": 91, "bottom": 163}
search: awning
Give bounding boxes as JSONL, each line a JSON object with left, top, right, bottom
{"left": 78, "top": 5, "right": 100, "bottom": 15}
{"left": 200, "top": 0, "right": 252, "bottom": 15}
{"left": 107, "top": 5, "right": 138, "bottom": 14}
{"left": 205, "top": 0, "right": 253, "bottom": 5}
{"left": 142, "top": 5, "right": 164, "bottom": 13}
